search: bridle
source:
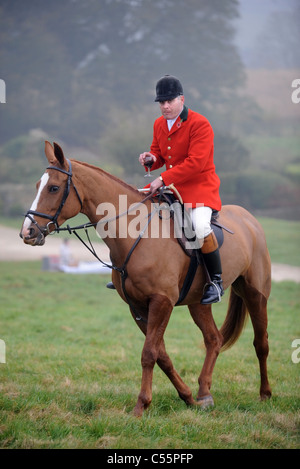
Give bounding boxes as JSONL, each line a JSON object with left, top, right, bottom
{"left": 24, "top": 159, "right": 83, "bottom": 236}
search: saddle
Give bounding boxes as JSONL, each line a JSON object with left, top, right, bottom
{"left": 156, "top": 191, "right": 233, "bottom": 305}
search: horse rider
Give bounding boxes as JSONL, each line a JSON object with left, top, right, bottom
{"left": 107, "top": 74, "right": 223, "bottom": 304}
{"left": 139, "top": 75, "right": 223, "bottom": 304}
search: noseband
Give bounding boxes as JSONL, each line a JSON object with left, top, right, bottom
{"left": 24, "top": 159, "right": 83, "bottom": 236}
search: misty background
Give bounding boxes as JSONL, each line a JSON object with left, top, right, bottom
{"left": 0, "top": 0, "right": 299, "bottom": 219}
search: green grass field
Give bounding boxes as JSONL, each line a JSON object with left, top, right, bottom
{"left": 0, "top": 216, "right": 299, "bottom": 449}
{"left": 0, "top": 260, "right": 299, "bottom": 449}
{"left": 259, "top": 217, "right": 300, "bottom": 266}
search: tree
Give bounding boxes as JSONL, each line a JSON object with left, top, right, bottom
{"left": 0, "top": 0, "right": 248, "bottom": 168}
{"left": 74, "top": 0, "right": 245, "bottom": 116}
{"left": 250, "top": 7, "right": 300, "bottom": 68}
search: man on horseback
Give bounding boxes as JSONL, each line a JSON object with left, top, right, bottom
{"left": 139, "top": 75, "right": 223, "bottom": 304}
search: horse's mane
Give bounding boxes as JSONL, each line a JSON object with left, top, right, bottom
{"left": 71, "top": 159, "right": 144, "bottom": 197}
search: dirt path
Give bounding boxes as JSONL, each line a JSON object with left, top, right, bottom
{"left": 270, "top": 263, "right": 300, "bottom": 283}
{"left": 1, "top": 225, "right": 300, "bottom": 282}
{"left": 0, "top": 225, "right": 110, "bottom": 263}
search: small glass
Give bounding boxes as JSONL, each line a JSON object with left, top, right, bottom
{"left": 144, "top": 156, "right": 154, "bottom": 177}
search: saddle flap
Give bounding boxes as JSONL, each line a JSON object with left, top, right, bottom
{"left": 158, "top": 192, "right": 226, "bottom": 256}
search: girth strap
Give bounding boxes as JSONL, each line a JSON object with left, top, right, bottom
{"left": 175, "top": 253, "right": 199, "bottom": 306}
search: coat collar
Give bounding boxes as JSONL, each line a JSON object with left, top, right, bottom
{"left": 166, "top": 105, "right": 189, "bottom": 135}
{"left": 180, "top": 105, "right": 189, "bottom": 122}
{"left": 161, "top": 105, "right": 189, "bottom": 135}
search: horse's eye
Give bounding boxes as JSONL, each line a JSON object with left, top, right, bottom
{"left": 49, "top": 185, "right": 59, "bottom": 193}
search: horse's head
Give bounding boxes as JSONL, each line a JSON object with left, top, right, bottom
{"left": 20, "top": 141, "right": 83, "bottom": 246}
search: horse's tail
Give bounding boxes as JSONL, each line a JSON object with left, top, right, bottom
{"left": 220, "top": 287, "right": 248, "bottom": 352}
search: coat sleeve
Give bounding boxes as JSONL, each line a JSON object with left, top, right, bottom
{"left": 149, "top": 122, "right": 165, "bottom": 171}
{"left": 161, "top": 118, "right": 214, "bottom": 186}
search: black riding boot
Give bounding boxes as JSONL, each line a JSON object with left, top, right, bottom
{"left": 106, "top": 282, "right": 116, "bottom": 289}
{"left": 200, "top": 232, "right": 224, "bottom": 305}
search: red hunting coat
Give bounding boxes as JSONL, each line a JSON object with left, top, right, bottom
{"left": 149, "top": 106, "right": 221, "bottom": 211}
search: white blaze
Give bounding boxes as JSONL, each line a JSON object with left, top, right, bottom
{"left": 22, "top": 173, "right": 49, "bottom": 233}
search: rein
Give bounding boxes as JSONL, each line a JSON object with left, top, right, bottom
{"left": 56, "top": 192, "right": 160, "bottom": 301}
{"left": 53, "top": 189, "right": 156, "bottom": 272}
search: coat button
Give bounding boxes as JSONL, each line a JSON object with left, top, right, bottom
{"left": 169, "top": 165, "right": 173, "bottom": 168}
{"left": 168, "top": 155, "right": 172, "bottom": 159}
{"left": 167, "top": 146, "right": 171, "bottom": 150}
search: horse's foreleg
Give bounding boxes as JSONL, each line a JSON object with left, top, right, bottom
{"left": 188, "top": 303, "right": 223, "bottom": 407}
{"left": 133, "top": 294, "right": 173, "bottom": 417}
{"left": 131, "top": 310, "right": 195, "bottom": 409}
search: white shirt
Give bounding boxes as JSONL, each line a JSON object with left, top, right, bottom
{"left": 167, "top": 106, "right": 183, "bottom": 131}
{"left": 167, "top": 117, "right": 178, "bottom": 131}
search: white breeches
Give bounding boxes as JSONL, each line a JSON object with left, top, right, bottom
{"left": 191, "top": 206, "right": 213, "bottom": 241}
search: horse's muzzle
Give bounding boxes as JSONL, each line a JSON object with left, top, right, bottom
{"left": 19, "top": 225, "right": 46, "bottom": 246}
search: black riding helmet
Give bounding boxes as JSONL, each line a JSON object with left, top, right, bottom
{"left": 155, "top": 75, "right": 183, "bottom": 102}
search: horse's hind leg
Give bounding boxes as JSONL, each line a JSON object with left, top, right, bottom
{"left": 156, "top": 340, "right": 195, "bottom": 406}
{"left": 188, "top": 303, "right": 223, "bottom": 407}
{"left": 241, "top": 282, "right": 272, "bottom": 400}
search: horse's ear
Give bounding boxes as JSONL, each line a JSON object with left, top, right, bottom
{"left": 53, "top": 142, "right": 66, "bottom": 168}
{"left": 45, "top": 141, "right": 57, "bottom": 165}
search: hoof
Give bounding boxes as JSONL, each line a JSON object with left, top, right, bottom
{"left": 260, "top": 391, "right": 272, "bottom": 401}
{"left": 132, "top": 405, "right": 144, "bottom": 418}
{"left": 133, "top": 400, "right": 150, "bottom": 417}
{"left": 196, "top": 395, "right": 214, "bottom": 409}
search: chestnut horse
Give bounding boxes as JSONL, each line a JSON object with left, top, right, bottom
{"left": 20, "top": 142, "right": 272, "bottom": 417}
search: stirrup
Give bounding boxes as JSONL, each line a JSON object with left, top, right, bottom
{"left": 201, "top": 281, "right": 223, "bottom": 305}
